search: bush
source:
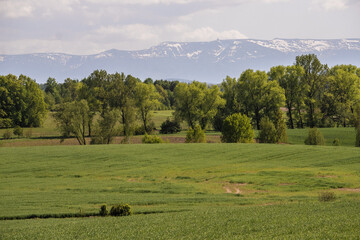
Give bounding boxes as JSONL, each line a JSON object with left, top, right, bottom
{"left": 258, "top": 117, "right": 277, "bottom": 143}
{"left": 142, "top": 133, "right": 164, "bottom": 144}
{"left": 304, "top": 128, "right": 325, "bottom": 145}
{"left": 186, "top": 125, "right": 206, "bottom": 143}
{"left": 332, "top": 138, "right": 341, "bottom": 146}
{"left": 2, "top": 130, "right": 12, "bottom": 139}
{"left": 99, "top": 205, "right": 108, "bottom": 216}
{"left": 356, "top": 128, "right": 360, "bottom": 147}
{"left": 0, "top": 118, "right": 13, "bottom": 128}
{"left": 110, "top": 204, "right": 132, "bottom": 216}
{"left": 221, "top": 113, "right": 254, "bottom": 143}
{"left": 160, "top": 118, "right": 181, "bottom": 134}
{"left": 274, "top": 110, "right": 288, "bottom": 143}
{"left": 13, "top": 125, "right": 23, "bottom": 138}
{"left": 318, "top": 192, "right": 336, "bottom": 202}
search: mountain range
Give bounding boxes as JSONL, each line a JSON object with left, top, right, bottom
{"left": 1, "top": 38, "right": 359, "bottom": 84}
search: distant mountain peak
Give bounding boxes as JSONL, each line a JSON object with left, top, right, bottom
{"left": 0, "top": 38, "right": 359, "bottom": 83}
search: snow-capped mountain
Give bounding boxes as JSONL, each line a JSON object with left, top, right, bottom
{"left": 1, "top": 39, "right": 359, "bottom": 83}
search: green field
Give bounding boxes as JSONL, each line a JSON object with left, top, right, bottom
{"left": 1, "top": 144, "right": 359, "bottom": 239}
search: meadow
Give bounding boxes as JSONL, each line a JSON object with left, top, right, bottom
{"left": 0, "top": 143, "right": 359, "bottom": 239}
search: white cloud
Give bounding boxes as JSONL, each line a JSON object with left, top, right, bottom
{"left": 311, "top": 0, "right": 348, "bottom": 10}
{"left": 181, "top": 27, "right": 247, "bottom": 41}
{"left": 0, "top": 1, "right": 33, "bottom": 18}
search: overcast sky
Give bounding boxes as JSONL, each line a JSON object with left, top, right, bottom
{"left": 0, "top": 0, "right": 359, "bottom": 55}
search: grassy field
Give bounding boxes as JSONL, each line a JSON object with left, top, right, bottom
{"left": 0, "top": 143, "right": 359, "bottom": 239}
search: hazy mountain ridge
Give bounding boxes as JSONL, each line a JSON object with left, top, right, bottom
{"left": 1, "top": 39, "right": 359, "bottom": 83}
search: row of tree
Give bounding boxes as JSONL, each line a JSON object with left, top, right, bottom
{"left": 1, "top": 54, "right": 359, "bottom": 145}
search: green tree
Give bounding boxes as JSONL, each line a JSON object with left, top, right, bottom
{"left": 44, "top": 77, "right": 61, "bottom": 104}
{"left": 221, "top": 113, "right": 254, "bottom": 143}
{"left": 296, "top": 54, "right": 328, "bottom": 127}
{"left": 174, "top": 81, "right": 224, "bottom": 129}
{"left": 134, "top": 82, "right": 161, "bottom": 133}
{"left": 0, "top": 74, "right": 47, "bottom": 127}
{"left": 109, "top": 73, "right": 138, "bottom": 143}
{"left": 270, "top": 65, "right": 305, "bottom": 129}
{"left": 237, "top": 69, "right": 285, "bottom": 129}
{"left": 323, "top": 65, "right": 360, "bottom": 127}
{"left": 91, "top": 108, "right": 119, "bottom": 144}
{"left": 59, "top": 78, "right": 80, "bottom": 103}
{"left": 54, "top": 100, "right": 91, "bottom": 145}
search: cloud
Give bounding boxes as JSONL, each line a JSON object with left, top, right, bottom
{"left": 0, "top": 1, "right": 34, "bottom": 18}
{"left": 311, "top": 0, "right": 349, "bottom": 10}
{"left": 181, "top": 27, "right": 247, "bottom": 41}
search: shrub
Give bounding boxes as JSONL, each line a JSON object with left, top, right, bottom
{"left": 13, "top": 125, "right": 23, "bottom": 138}
{"left": 160, "top": 118, "right": 181, "bottom": 134}
{"left": 332, "top": 138, "right": 341, "bottom": 146}
{"left": 304, "top": 128, "right": 325, "bottom": 145}
{"left": 142, "top": 133, "right": 164, "bottom": 144}
{"left": 221, "top": 113, "right": 254, "bottom": 143}
{"left": 186, "top": 125, "right": 206, "bottom": 143}
{"left": 110, "top": 204, "right": 132, "bottom": 216}
{"left": 258, "top": 117, "right": 277, "bottom": 143}
{"left": 318, "top": 192, "right": 336, "bottom": 202}
{"left": 274, "top": 110, "right": 288, "bottom": 143}
{"left": 2, "top": 130, "right": 12, "bottom": 139}
{"left": 99, "top": 205, "right": 108, "bottom": 216}
{"left": 356, "top": 128, "right": 360, "bottom": 147}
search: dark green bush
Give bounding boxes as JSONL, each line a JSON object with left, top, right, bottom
{"left": 160, "top": 118, "right": 181, "bottom": 134}
{"left": 99, "top": 205, "right": 108, "bottom": 216}
{"left": 186, "top": 125, "right": 206, "bottom": 143}
{"left": 110, "top": 204, "right": 132, "bottom": 216}
{"left": 274, "top": 110, "right": 288, "bottom": 143}
{"left": 304, "top": 128, "right": 325, "bottom": 145}
{"left": 221, "top": 113, "right": 254, "bottom": 143}
{"left": 318, "top": 192, "right": 336, "bottom": 202}
{"left": 258, "top": 117, "right": 277, "bottom": 143}
{"left": 332, "top": 138, "right": 341, "bottom": 146}
{"left": 142, "top": 133, "right": 164, "bottom": 144}
{"left": 13, "top": 125, "right": 23, "bottom": 138}
{"left": 2, "top": 130, "right": 12, "bottom": 139}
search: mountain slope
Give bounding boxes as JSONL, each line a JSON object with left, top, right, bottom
{"left": 1, "top": 39, "right": 359, "bottom": 83}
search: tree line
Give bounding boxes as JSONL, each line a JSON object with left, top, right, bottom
{"left": 1, "top": 54, "right": 359, "bottom": 145}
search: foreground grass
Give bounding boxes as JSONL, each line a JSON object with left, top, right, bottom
{"left": 1, "top": 201, "right": 360, "bottom": 240}
{"left": 0, "top": 144, "right": 359, "bottom": 238}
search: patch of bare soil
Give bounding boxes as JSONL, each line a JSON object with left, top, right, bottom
{"left": 316, "top": 175, "right": 337, "bottom": 178}
{"left": 337, "top": 188, "right": 360, "bottom": 192}
{"left": 223, "top": 182, "right": 248, "bottom": 194}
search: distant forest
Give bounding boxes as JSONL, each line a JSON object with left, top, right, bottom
{"left": 1, "top": 53, "right": 359, "bottom": 141}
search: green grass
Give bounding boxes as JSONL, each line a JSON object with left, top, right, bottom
{"left": 2, "top": 202, "right": 360, "bottom": 239}
{"left": 286, "top": 127, "right": 357, "bottom": 147}
{"left": 0, "top": 143, "right": 359, "bottom": 238}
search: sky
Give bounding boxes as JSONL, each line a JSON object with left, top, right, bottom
{"left": 0, "top": 0, "right": 359, "bottom": 55}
